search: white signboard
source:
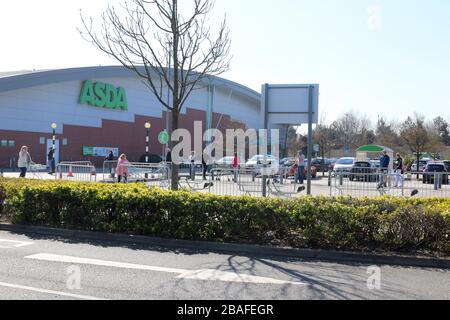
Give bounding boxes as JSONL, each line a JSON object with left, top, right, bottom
{"left": 261, "top": 84, "right": 319, "bottom": 128}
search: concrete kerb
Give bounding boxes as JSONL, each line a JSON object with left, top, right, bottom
{"left": 0, "top": 223, "right": 448, "bottom": 269}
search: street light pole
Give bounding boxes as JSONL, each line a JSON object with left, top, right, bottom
{"left": 145, "top": 122, "right": 151, "bottom": 163}
{"left": 51, "top": 123, "right": 57, "bottom": 175}
{"left": 51, "top": 123, "right": 57, "bottom": 150}
{"left": 145, "top": 122, "right": 151, "bottom": 180}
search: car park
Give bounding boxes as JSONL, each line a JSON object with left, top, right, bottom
{"left": 422, "top": 162, "right": 449, "bottom": 184}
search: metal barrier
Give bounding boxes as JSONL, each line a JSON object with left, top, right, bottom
{"left": 28, "top": 162, "right": 48, "bottom": 179}
{"left": 102, "top": 161, "right": 170, "bottom": 184}
{"left": 56, "top": 163, "right": 97, "bottom": 182}
{"left": 330, "top": 170, "right": 450, "bottom": 198}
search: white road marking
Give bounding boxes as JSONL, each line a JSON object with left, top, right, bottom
{"left": 0, "top": 281, "right": 106, "bottom": 300}
{"left": 25, "top": 253, "right": 189, "bottom": 274}
{"left": 25, "top": 253, "right": 306, "bottom": 286}
{"left": 177, "top": 269, "right": 306, "bottom": 285}
{"left": 0, "top": 239, "right": 34, "bottom": 248}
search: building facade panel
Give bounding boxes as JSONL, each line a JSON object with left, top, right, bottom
{"left": 0, "top": 66, "right": 261, "bottom": 168}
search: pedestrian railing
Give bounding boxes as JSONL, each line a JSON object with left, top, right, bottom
{"left": 330, "top": 170, "right": 450, "bottom": 198}
{"left": 56, "top": 163, "right": 97, "bottom": 182}
{"left": 102, "top": 161, "right": 170, "bottom": 184}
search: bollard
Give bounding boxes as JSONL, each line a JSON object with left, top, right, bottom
{"left": 438, "top": 174, "right": 442, "bottom": 189}
{"left": 328, "top": 171, "right": 332, "bottom": 187}
{"left": 262, "top": 174, "right": 267, "bottom": 197}
{"left": 190, "top": 164, "right": 195, "bottom": 181}
{"left": 434, "top": 173, "right": 438, "bottom": 191}
{"left": 339, "top": 174, "right": 343, "bottom": 186}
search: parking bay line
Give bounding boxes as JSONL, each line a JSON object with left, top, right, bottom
{"left": 0, "top": 281, "right": 106, "bottom": 300}
{"left": 25, "top": 253, "right": 306, "bottom": 286}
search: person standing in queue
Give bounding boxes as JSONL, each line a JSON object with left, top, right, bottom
{"left": 18, "top": 146, "right": 32, "bottom": 178}
{"left": 116, "top": 154, "right": 129, "bottom": 183}
{"left": 378, "top": 151, "right": 391, "bottom": 189}
{"left": 48, "top": 146, "right": 56, "bottom": 175}
{"left": 105, "top": 150, "right": 115, "bottom": 178}
{"left": 231, "top": 152, "right": 239, "bottom": 182}
{"left": 296, "top": 151, "right": 306, "bottom": 185}
{"left": 394, "top": 153, "right": 404, "bottom": 188}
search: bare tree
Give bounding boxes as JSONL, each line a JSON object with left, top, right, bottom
{"left": 79, "top": 0, "right": 231, "bottom": 189}
{"left": 400, "top": 114, "right": 431, "bottom": 179}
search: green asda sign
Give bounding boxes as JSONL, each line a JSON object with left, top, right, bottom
{"left": 79, "top": 80, "right": 128, "bottom": 111}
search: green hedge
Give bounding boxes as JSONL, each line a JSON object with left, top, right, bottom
{"left": 1, "top": 178, "right": 449, "bottom": 254}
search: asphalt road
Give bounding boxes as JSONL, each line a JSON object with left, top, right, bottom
{"left": 0, "top": 230, "right": 448, "bottom": 300}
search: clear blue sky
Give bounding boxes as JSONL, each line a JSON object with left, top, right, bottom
{"left": 1, "top": 0, "right": 449, "bottom": 124}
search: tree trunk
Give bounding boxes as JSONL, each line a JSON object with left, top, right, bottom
{"left": 171, "top": 109, "right": 180, "bottom": 190}
{"left": 416, "top": 152, "right": 420, "bottom": 180}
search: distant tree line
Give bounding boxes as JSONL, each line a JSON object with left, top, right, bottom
{"left": 282, "top": 112, "right": 450, "bottom": 163}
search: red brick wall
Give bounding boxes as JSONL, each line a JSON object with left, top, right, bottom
{"left": 0, "top": 108, "right": 243, "bottom": 168}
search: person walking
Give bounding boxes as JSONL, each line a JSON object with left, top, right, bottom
{"left": 189, "top": 151, "right": 196, "bottom": 180}
{"left": 296, "top": 151, "right": 306, "bottom": 185}
{"left": 231, "top": 152, "right": 239, "bottom": 182}
{"left": 116, "top": 154, "right": 129, "bottom": 183}
{"left": 394, "top": 153, "right": 404, "bottom": 188}
{"left": 48, "top": 147, "right": 56, "bottom": 175}
{"left": 18, "top": 146, "right": 32, "bottom": 178}
{"left": 202, "top": 154, "right": 208, "bottom": 180}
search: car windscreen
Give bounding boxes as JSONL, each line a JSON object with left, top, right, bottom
{"left": 427, "top": 165, "right": 445, "bottom": 172}
{"left": 337, "top": 159, "right": 354, "bottom": 165}
{"left": 354, "top": 162, "right": 370, "bottom": 168}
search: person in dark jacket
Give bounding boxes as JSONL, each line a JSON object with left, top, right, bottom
{"left": 166, "top": 148, "right": 172, "bottom": 163}
{"left": 105, "top": 150, "right": 115, "bottom": 177}
{"left": 394, "top": 153, "right": 404, "bottom": 188}
{"left": 48, "top": 147, "right": 56, "bottom": 175}
{"left": 378, "top": 151, "right": 390, "bottom": 189}
{"left": 380, "top": 151, "right": 390, "bottom": 170}
{"left": 105, "top": 150, "right": 114, "bottom": 162}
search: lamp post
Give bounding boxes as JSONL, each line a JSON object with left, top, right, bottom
{"left": 50, "top": 123, "right": 57, "bottom": 175}
{"left": 145, "top": 122, "right": 152, "bottom": 163}
{"left": 51, "top": 123, "right": 57, "bottom": 149}
{"left": 145, "top": 122, "right": 151, "bottom": 180}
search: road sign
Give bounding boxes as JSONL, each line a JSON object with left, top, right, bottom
{"left": 314, "top": 144, "right": 320, "bottom": 152}
{"left": 158, "top": 131, "right": 169, "bottom": 145}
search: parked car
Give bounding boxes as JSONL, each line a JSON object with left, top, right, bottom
{"left": 213, "top": 156, "right": 243, "bottom": 169}
{"left": 312, "top": 158, "right": 333, "bottom": 173}
{"left": 329, "top": 158, "right": 338, "bottom": 170}
{"left": 334, "top": 157, "right": 356, "bottom": 174}
{"left": 245, "top": 155, "right": 280, "bottom": 175}
{"left": 443, "top": 160, "right": 450, "bottom": 172}
{"left": 411, "top": 159, "right": 431, "bottom": 172}
{"left": 370, "top": 159, "right": 381, "bottom": 169}
{"left": 349, "top": 161, "right": 378, "bottom": 182}
{"left": 280, "top": 157, "right": 296, "bottom": 167}
{"left": 422, "top": 162, "right": 449, "bottom": 184}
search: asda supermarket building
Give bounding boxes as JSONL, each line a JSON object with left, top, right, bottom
{"left": 0, "top": 66, "right": 262, "bottom": 168}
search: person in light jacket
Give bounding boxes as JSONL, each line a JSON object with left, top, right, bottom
{"left": 18, "top": 146, "right": 32, "bottom": 178}
{"left": 116, "top": 154, "right": 129, "bottom": 183}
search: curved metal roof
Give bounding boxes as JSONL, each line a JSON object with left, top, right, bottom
{"left": 0, "top": 66, "right": 261, "bottom": 102}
